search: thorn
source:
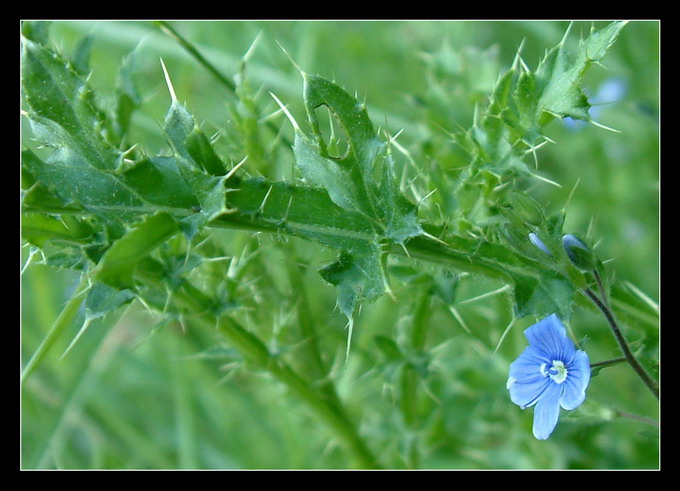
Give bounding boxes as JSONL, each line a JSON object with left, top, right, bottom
{"left": 159, "top": 57, "right": 177, "bottom": 103}
{"left": 624, "top": 281, "right": 658, "bottom": 313}
{"left": 529, "top": 172, "right": 563, "bottom": 188}
{"left": 421, "top": 230, "right": 448, "bottom": 246}
{"left": 458, "top": 285, "right": 511, "bottom": 305}
{"left": 270, "top": 92, "right": 300, "bottom": 132}
{"left": 559, "top": 21, "right": 575, "bottom": 47}
{"left": 60, "top": 318, "right": 93, "bottom": 359}
{"left": 242, "top": 30, "right": 263, "bottom": 63}
{"left": 399, "top": 242, "right": 411, "bottom": 258}
{"left": 417, "top": 188, "right": 438, "bottom": 206}
{"left": 493, "top": 317, "right": 516, "bottom": 355}
{"left": 275, "top": 40, "right": 304, "bottom": 76}
{"left": 448, "top": 306, "right": 471, "bottom": 335}
{"left": 224, "top": 155, "right": 248, "bottom": 181}
{"left": 345, "top": 317, "right": 354, "bottom": 363}
{"left": 258, "top": 185, "right": 273, "bottom": 213}
{"left": 563, "top": 177, "right": 581, "bottom": 210}
{"left": 492, "top": 181, "right": 512, "bottom": 193}
{"left": 589, "top": 119, "right": 622, "bottom": 133}
{"left": 522, "top": 139, "right": 550, "bottom": 170}
{"left": 518, "top": 56, "right": 531, "bottom": 73}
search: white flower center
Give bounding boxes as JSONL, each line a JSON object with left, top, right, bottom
{"left": 541, "top": 360, "right": 568, "bottom": 384}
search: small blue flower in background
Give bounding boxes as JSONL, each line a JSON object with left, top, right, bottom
{"left": 507, "top": 314, "right": 590, "bottom": 440}
{"left": 563, "top": 77, "right": 627, "bottom": 130}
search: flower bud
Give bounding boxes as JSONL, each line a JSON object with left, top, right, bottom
{"left": 561, "top": 234, "right": 596, "bottom": 271}
{"left": 528, "top": 232, "right": 552, "bottom": 256}
{"left": 510, "top": 191, "right": 545, "bottom": 226}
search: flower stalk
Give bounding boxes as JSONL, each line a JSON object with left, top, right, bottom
{"left": 583, "top": 287, "right": 659, "bottom": 399}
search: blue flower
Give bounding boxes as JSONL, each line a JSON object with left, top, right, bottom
{"left": 507, "top": 314, "right": 590, "bottom": 440}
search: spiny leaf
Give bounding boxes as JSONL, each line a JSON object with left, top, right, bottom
{"left": 296, "top": 73, "right": 422, "bottom": 242}
{"left": 161, "top": 77, "right": 232, "bottom": 225}
{"left": 85, "top": 282, "right": 136, "bottom": 321}
{"left": 536, "top": 21, "right": 628, "bottom": 121}
{"left": 511, "top": 270, "right": 574, "bottom": 321}
{"left": 282, "top": 72, "right": 423, "bottom": 327}
{"left": 21, "top": 37, "right": 119, "bottom": 169}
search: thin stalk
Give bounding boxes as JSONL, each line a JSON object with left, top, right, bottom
{"left": 593, "top": 269, "right": 609, "bottom": 306}
{"left": 154, "top": 21, "right": 292, "bottom": 149}
{"left": 590, "top": 357, "right": 626, "bottom": 370}
{"left": 583, "top": 288, "right": 659, "bottom": 399}
{"left": 154, "top": 21, "right": 236, "bottom": 93}
{"left": 399, "top": 287, "right": 432, "bottom": 469}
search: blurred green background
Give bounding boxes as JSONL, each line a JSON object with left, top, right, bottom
{"left": 21, "top": 20, "right": 659, "bottom": 469}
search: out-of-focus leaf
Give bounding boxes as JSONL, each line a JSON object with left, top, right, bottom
{"left": 114, "top": 44, "right": 143, "bottom": 140}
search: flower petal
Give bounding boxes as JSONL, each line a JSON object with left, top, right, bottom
{"left": 524, "top": 314, "right": 576, "bottom": 362}
{"left": 509, "top": 374, "right": 552, "bottom": 409}
{"left": 532, "top": 382, "right": 563, "bottom": 440}
{"left": 560, "top": 349, "right": 590, "bottom": 410}
{"left": 509, "top": 345, "right": 548, "bottom": 380}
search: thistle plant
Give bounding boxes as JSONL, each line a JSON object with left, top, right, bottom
{"left": 21, "top": 20, "right": 659, "bottom": 469}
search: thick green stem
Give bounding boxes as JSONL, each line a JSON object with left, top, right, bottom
{"left": 171, "top": 281, "right": 382, "bottom": 469}
{"left": 222, "top": 317, "right": 380, "bottom": 469}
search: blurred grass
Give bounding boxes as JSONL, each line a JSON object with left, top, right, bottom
{"left": 21, "top": 20, "right": 659, "bottom": 469}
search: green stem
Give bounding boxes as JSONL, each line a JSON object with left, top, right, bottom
{"left": 583, "top": 288, "right": 659, "bottom": 399}
{"left": 399, "top": 286, "right": 432, "bottom": 469}
{"left": 154, "top": 21, "right": 236, "bottom": 93}
{"left": 590, "top": 357, "right": 626, "bottom": 370}
{"left": 170, "top": 281, "right": 382, "bottom": 469}
{"left": 222, "top": 317, "right": 380, "bottom": 469}
{"left": 21, "top": 276, "right": 90, "bottom": 384}
{"left": 283, "top": 251, "right": 334, "bottom": 391}
{"left": 395, "top": 236, "right": 513, "bottom": 284}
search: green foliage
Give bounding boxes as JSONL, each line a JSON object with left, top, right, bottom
{"left": 21, "top": 20, "right": 658, "bottom": 469}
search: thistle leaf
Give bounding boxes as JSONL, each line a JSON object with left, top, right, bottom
{"left": 21, "top": 38, "right": 119, "bottom": 170}
{"left": 162, "top": 97, "right": 231, "bottom": 223}
{"left": 536, "top": 21, "right": 628, "bottom": 121}
{"left": 283, "top": 73, "right": 423, "bottom": 327}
